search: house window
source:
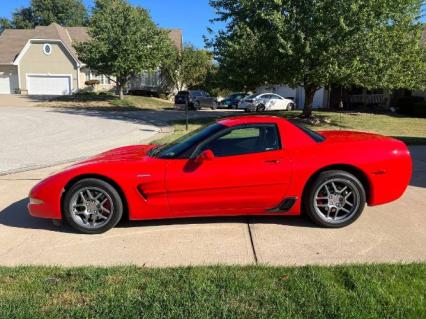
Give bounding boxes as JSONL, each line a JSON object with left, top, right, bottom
{"left": 43, "top": 43, "right": 52, "bottom": 56}
{"left": 85, "top": 69, "right": 111, "bottom": 85}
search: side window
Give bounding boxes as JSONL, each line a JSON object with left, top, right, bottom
{"left": 199, "top": 125, "right": 281, "bottom": 157}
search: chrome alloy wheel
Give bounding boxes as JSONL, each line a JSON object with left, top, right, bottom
{"left": 313, "top": 178, "right": 361, "bottom": 224}
{"left": 69, "top": 187, "right": 114, "bottom": 229}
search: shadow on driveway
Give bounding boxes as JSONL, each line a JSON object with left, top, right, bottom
{"left": 0, "top": 198, "right": 316, "bottom": 233}
{"left": 0, "top": 198, "right": 73, "bottom": 233}
{"left": 49, "top": 108, "right": 243, "bottom": 130}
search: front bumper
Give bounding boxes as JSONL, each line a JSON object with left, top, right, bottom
{"left": 27, "top": 175, "right": 65, "bottom": 219}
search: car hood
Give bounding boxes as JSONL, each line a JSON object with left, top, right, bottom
{"left": 79, "top": 144, "right": 157, "bottom": 164}
{"left": 318, "top": 130, "right": 395, "bottom": 143}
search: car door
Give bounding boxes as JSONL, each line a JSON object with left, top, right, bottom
{"left": 203, "top": 91, "right": 214, "bottom": 108}
{"left": 267, "top": 95, "right": 282, "bottom": 110}
{"left": 263, "top": 95, "right": 275, "bottom": 110}
{"left": 165, "top": 124, "right": 292, "bottom": 217}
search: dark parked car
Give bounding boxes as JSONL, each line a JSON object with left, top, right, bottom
{"left": 174, "top": 90, "right": 217, "bottom": 110}
{"left": 220, "top": 92, "right": 250, "bottom": 109}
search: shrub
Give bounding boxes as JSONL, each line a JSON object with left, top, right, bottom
{"left": 85, "top": 79, "right": 100, "bottom": 86}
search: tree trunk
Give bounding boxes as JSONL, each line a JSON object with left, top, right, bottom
{"left": 119, "top": 85, "right": 124, "bottom": 100}
{"left": 302, "top": 85, "right": 317, "bottom": 118}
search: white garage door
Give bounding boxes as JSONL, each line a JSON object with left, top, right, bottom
{"left": 0, "top": 74, "right": 12, "bottom": 94}
{"left": 27, "top": 75, "right": 71, "bottom": 95}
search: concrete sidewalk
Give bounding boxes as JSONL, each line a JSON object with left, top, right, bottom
{"left": 0, "top": 147, "right": 425, "bottom": 267}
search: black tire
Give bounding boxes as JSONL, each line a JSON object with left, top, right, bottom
{"left": 256, "top": 104, "right": 266, "bottom": 112}
{"left": 63, "top": 178, "right": 123, "bottom": 234}
{"left": 304, "top": 170, "right": 366, "bottom": 228}
{"left": 288, "top": 103, "right": 295, "bottom": 111}
{"left": 211, "top": 101, "right": 218, "bottom": 110}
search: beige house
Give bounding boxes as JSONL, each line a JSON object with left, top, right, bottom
{"left": 0, "top": 23, "right": 182, "bottom": 95}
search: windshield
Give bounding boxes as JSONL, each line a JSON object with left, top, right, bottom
{"left": 150, "top": 123, "right": 226, "bottom": 159}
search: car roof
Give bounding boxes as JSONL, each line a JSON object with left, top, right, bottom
{"left": 218, "top": 115, "right": 285, "bottom": 127}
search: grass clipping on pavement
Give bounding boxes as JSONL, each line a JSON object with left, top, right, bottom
{"left": 0, "top": 264, "right": 424, "bottom": 318}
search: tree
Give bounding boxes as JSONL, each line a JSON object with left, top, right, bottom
{"left": 31, "top": 0, "right": 88, "bottom": 26}
{"left": 74, "top": 0, "right": 172, "bottom": 99}
{"left": 1, "top": 0, "right": 88, "bottom": 29}
{"left": 161, "top": 44, "right": 214, "bottom": 92}
{"left": 8, "top": 8, "right": 34, "bottom": 29}
{"left": 209, "top": 0, "right": 426, "bottom": 117}
{"left": 0, "top": 18, "right": 12, "bottom": 33}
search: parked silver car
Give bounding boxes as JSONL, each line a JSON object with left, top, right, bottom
{"left": 174, "top": 90, "right": 218, "bottom": 110}
{"left": 238, "top": 93, "right": 296, "bottom": 112}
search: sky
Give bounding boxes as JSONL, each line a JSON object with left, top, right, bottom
{"left": 0, "top": 0, "right": 224, "bottom": 48}
{"left": 2, "top": 0, "right": 425, "bottom": 48}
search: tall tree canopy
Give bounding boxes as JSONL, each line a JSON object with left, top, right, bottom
{"left": 162, "top": 44, "right": 214, "bottom": 92}
{"left": 1, "top": 0, "right": 88, "bottom": 29}
{"left": 74, "top": 0, "right": 172, "bottom": 99}
{"left": 209, "top": 0, "right": 426, "bottom": 117}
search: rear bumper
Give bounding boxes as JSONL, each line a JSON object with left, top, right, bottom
{"left": 368, "top": 147, "right": 412, "bottom": 206}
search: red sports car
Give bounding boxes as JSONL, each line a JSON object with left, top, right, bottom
{"left": 28, "top": 116, "right": 412, "bottom": 234}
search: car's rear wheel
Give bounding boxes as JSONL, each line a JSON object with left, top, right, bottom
{"left": 63, "top": 178, "right": 123, "bottom": 234}
{"left": 288, "top": 103, "right": 295, "bottom": 111}
{"left": 305, "top": 170, "right": 366, "bottom": 228}
{"left": 211, "top": 101, "right": 218, "bottom": 110}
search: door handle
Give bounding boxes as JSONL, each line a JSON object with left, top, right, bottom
{"left": 265, "top": 159, "right": 281, "bottom": 164}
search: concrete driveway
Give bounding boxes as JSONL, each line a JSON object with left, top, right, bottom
{"left": 0, "top": 106, "right": 163, "bottom": 174}
{"left": 0, "top": 146, "right": 425, "bottom": 267}
{"left": 0, "top": 104, "right": 242, "bottom": 174}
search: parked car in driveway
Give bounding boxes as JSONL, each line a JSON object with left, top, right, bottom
{"left": 174, "top": 90, "right": 218, "bottom": 110}
{"left": 29, "top": 115, "right": 412, "bottom": 234}
{"left": 219, "top": 92, "right": 250, "bottom": 109}
{"left": 238, "top": 93, "right": 295, "bottom": 112}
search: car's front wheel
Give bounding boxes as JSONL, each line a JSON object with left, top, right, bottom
{"left": 256, "top": 104, "right": 266, "bottom": 112}
{"left": 304, "top": 170, "right": 366, "bottom": 228}
{"left": 63, "top": 178, "right": 123, "bottom": 234}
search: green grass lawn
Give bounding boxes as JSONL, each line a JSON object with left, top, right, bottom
{"left": 153, "top": 110, "right": 426, "bottom": 145}
{"left": 0, "top": 264, "right": 424, "bottom": 318}
{"left": 36, "top": 93, "right": 173, "bottom": 111}
{"left": 110, "top": 95, "right": 173, "bottom": 110}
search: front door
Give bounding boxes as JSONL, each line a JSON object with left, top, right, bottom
{"left": 165, "top": 124, "right": 292, "bottom": 217}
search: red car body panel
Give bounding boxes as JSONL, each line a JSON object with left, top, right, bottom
{"left": 28, "top": 116, "right": 412, "bottom": 221}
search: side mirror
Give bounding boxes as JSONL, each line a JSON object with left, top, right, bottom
{"left": 196, "top": 149, "right": 215, "bottom": 162}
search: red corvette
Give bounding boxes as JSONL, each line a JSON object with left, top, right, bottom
{"left": 28, "top": 116, "right": 412, "bottom": 234}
